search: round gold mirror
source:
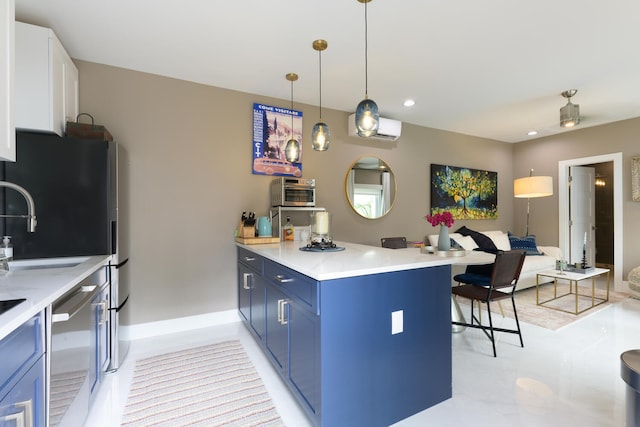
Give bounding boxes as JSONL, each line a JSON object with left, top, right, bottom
{"left": 345, "top": 156, "right": 396, "bottom": 219}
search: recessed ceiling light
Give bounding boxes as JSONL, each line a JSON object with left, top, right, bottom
{"left": 403, "top": 99, "right": 415, "bottom": 107}
{"left": 527, "top": 130, "right": 538, "bottom": 136}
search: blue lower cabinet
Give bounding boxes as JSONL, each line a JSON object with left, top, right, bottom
{"left": 250, "top": 276, "right": 266, "bottom": 341}
{"left": 239, "top": 252, "right": 451, "bottom": 427}
{"left": 238, "top": 261, "right": 266, "bottom": 341}
{"left": 288, "top": 299, "right": 320, "bottom": 416}
{"left": 265, "top": 281, "right": 320, "bottom": 418}
{"left": 0, "top": 354, "right": 45, "bottom": 427}
{"left": 0, "top": 312, "right": 46, "bottom": 427}
{"left": 238, "top": 263, "right": 251, "bottom": 323}
{"left": 265, "top": 284, "right": 288, "bottom": 370}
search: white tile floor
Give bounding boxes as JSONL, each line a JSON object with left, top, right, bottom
{"left": 88, "top": 295, "right": 640, "bottom": 427}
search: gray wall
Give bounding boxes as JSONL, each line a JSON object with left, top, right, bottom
{"left": 78, "top": 60, "right": 640, "bottom": 327}
{"left": 77, "top": 60, "right": 516, "bottom": 325}
{"left": 512, "top": 119, "right": 640, "bottom": 279}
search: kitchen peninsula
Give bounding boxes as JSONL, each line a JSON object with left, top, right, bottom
{"left": 237, "top": 241, "right": 454, "bottom": 427}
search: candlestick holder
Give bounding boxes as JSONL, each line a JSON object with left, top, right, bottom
{"left": 309, "top": 211, "right": 334, "bottom": 248}
{"left": 581, "top": 249, "right": 587, "bottom": 269}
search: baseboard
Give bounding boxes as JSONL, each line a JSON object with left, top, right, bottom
{"left": 122, "top": 309, "right": 242, "bottom": 341}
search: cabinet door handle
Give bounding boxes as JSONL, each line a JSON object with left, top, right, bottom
{"left": 281, "top": 300, "right": 289, "bottom": 325}
{"left": 3, "top": 399, "right": 32, "bottom": 427}
{"left": 243, "top": 272, "right": 252, "bottom": 290}
{"left": 52, "top": 285, "right": 100, "bottom": 322}
{"left": 274, "top": 274, "right": 294, "bottom": 283}
{"left": 15, "top": 400, "right": 32, "bottom": 427}
{"left": 277, "top": 299, "right": 289, "bottom": 325}
{"left": 243, "top": 256, "right": 256, "bottom": 262}
{"left": 99, "top": 301, "right": 108, "bottom": 325}
{"left": 2, "top": 411, "right": 24, "bottom": 427}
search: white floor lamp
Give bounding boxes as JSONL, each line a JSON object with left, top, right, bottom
{"left": 514, "top": 170, "right": 553, "bottom": 236}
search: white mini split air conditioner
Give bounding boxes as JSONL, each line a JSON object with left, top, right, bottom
{"left": 348, "top": 113, "right": 402, "bottom": 141}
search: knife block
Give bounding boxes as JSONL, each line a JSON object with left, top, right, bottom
{"left": 239, "top": 222, "right": 256, "bottom": 238}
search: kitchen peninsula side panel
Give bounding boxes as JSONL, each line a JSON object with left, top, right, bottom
{"left": 319, "top": 266, "right": 452, "bottom": 426}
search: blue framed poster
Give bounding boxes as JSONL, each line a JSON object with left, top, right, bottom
{"left": 252, "top": 103, "right": 303, "bottom": 177}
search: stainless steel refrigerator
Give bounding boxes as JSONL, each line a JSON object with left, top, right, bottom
{"left": 2, "top": 131, "right": 130, "bottom": 371}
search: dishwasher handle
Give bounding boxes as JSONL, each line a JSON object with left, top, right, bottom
{"left": 52, "top": 285, "right": 99, "bottom": 323}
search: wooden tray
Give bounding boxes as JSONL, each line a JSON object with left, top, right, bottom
{"left": 235, "top": 236, "right": 280, "bottom": 245}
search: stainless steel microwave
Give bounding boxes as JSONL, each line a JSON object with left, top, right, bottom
{"left": 270, "top": 177, "right": 316, "bottom": 207}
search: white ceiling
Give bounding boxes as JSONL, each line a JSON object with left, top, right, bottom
{"left": 15, "top": 0, "right": 640, "bottom": 143}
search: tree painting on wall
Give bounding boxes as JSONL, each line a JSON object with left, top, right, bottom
{"left": 430, "top": 164, "right": 498, "bottom": 219}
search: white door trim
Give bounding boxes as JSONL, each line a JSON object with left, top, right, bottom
{"left": 558, "top": 152, "right": 623, "bottom": 290}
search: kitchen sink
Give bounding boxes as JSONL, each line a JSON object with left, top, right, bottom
{"left": 0, "top": 298, "right": 26, "bottom": 315}
{"left": 8, "top": 257, "right": 90, "bottom": 271}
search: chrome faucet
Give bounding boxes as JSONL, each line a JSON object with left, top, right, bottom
{"left": 0, "top": 181, "right": 37, "bottom": 232}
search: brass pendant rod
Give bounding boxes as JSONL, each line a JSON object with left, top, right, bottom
{"left": 318, "top": 49, "right": 323, "bottom": 119}
{"left": 285, "top": 73, "right": 298, "bottom": 139}
{"left": 312, "top": 40, "right": 328, "bottom": 120}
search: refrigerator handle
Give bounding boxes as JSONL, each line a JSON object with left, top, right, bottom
{"left": 108, "top": 295, "right": 129, "bottom": 313}
{"left": 109, "top": 258, "right": 129, "bottom": 269}
{"left": 111, "top": 220, "right": 117, "bottom": 255}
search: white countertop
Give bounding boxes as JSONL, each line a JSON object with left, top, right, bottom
{"left": 0, "top": 255, "right": 111, "bottom": 341}
{"left": 237, "top": 241, "right": 458, "bottom": 281}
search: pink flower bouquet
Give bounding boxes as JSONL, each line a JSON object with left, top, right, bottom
{"left": 425, "top": 211, "right": 454, "bottom": 228}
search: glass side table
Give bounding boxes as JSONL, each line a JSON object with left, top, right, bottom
{"left": 535, "top": 268, "right": 610, "bottom": 315}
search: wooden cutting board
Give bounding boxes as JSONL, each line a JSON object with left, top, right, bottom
{"left": 235, "top": 236, "right": 281, "bottom": 245}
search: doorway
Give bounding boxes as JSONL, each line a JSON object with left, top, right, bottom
{"left": 593, "top": 162, "right": 614, "bottom": 268}
{"left": 558, "top": 153, "right": 623, "bottom": 290}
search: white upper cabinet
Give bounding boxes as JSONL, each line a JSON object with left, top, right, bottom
{"left": 0, "top": 0, "right": 15, "bottom": 161}
{"left": 15, "top": 22, "right": 79, "bottom": 136}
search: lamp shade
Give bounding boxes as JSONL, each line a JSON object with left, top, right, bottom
{"left": 514, "top": 176, "right": 553, "bottom": 198}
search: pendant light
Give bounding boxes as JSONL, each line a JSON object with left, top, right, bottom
{"left": 284, "top": 73, "right": 301, "bottom": 163}
{"left": 312, "top": 39, "right": 330, "bottom": 151}
{"left": 355, "top": 0, "right": 379, "bottom": 137}
{"left": 560, "top": 89, "right": 580, "bottom": 128}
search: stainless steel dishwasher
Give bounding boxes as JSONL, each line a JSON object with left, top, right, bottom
{"left": 48, "top": 267, "right": 107, "bottom": 427}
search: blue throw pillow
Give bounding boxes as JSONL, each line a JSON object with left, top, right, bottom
{"left": 507, "top": 232, "right": 541, "bottom": 255}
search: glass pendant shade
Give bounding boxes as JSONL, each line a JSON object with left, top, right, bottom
{"left": 312, "top": 122, "right": 330, "bottom": 151}
{"left": 560, "top": 102, "right": 580, "bottom": 128}
{"left": 355, "top": 98, "right": 379, "bottom": 137}
{"left": 312, "top": 39, "right": 330, "bottom": 152}
{"left": 559, "top": 89, "right": 580, "bottom": 128}
{"left": 285, "top": 138, "right": 300, "bottom": 163}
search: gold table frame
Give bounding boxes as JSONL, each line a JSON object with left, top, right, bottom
{"left": 536, "top": 268, "right": 610, "bottom": 315}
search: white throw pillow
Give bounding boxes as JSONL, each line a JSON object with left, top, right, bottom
{"left": 483, "top": 231, "right": 511, "bottom": 251}
{"left": 427, "top": 232, "right": 477, "bottom": 249}
{"left": 451, "top": 235, "right": 478, "bottom": 250}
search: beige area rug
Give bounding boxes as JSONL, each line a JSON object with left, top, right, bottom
{"left": 121, "top": 340, "right": 285, "bottom": 427}
{"left": 456, "top": 280, "right": 629, "bottom": 331}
